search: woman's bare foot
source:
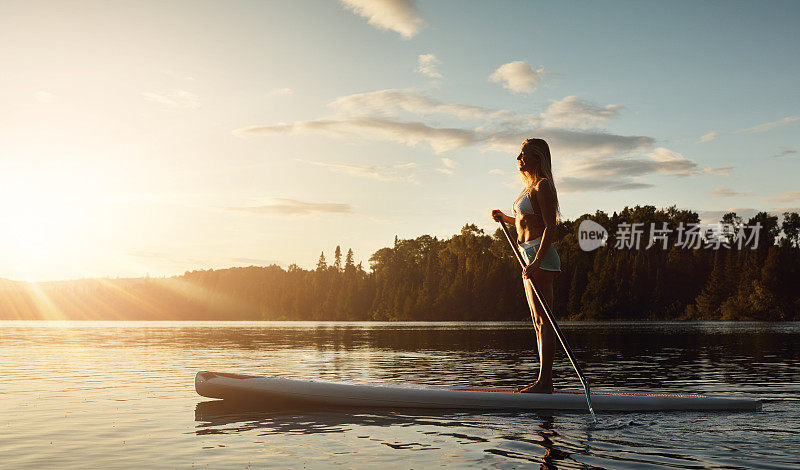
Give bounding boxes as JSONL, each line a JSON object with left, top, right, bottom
{"left": 516, "top": 380, "right": 553, "bottom": 394}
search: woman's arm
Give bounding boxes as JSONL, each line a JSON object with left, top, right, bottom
{"left": 533, "top": 181, "right": 558, "bottom": 264}
{"left": 491, "top": 209, "right": 516, "bottom": 225}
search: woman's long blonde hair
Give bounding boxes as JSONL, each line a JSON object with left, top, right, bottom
{"left": 517, "top": 138, "right": 561, "bottom": 219}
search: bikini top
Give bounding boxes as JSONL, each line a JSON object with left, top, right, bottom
{"left": 513, "top": 190, "right": 545, "bottom": 228}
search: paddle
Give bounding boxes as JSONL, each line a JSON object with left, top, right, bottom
{"left": 497, "top": 219, "right": 597, "bottom": 422}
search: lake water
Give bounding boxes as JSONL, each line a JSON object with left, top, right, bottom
{"left": 1, "top": 321, "right": 798, "bottom": 469}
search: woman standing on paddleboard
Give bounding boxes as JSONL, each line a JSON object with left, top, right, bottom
{"left": 492, "top": 138, "right": 561, "bottom": 394}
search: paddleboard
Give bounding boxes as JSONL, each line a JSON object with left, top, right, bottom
{"left": 195, "top": 371, "right": 761, "bottom": 412}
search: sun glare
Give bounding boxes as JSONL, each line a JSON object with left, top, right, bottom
{"left": 0, "top": 172, "right": 97, "bottom": 280}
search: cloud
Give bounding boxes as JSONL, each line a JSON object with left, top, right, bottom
{"left": 643, "top": 147, "right": 702, "bottom": 175}
{"left": 415, "top": 54, "right": 442, "bottom": 78}
{"left": 702, "top": 166, "right": 733, "bottom": 176}
{"left": 235, "top": 88, "right": 716, "bottom": 196}
{"left": 340, "top": 0, "right": 425, "bottom": 39}
{"left": 559, "top": 176, "right": 653, "bottom": 193}
{"left": 712, "top": 187, "right": 753, "bottom": 198}
{"left": 540, "top": 96, "right": 620, "bottom": 129}
{"left": 482, "top": 128, "right": 654, "bottom": 157}
{"left": 563, "top": 148, "right": 697, "bottom": 181}
{"left": 764, "top": 191, "right": 800, "bottom": 204}
{"left": 699, "top": 131, "right": 719, "bottom": 143}
{"left": 34, "top": 91, "right": 55, "bottom": 104}
{"left": 328, "top": 89, "right": 490, "bottom": 120}
{"left": 269, "top": 88, "right": 294, "bottom": 96}
{"left": 324, "top": 90, "right": 641, "bottom": 154}
{"left": 440, "top": 157, "right": 457, "bottom": 169}
{"left": 142, "top": 89, "right": 200, "bottom": 108}
{"left": 736, "top": 115, "right": 800, "bottom": 133}
{"left": 489, "top": 61, "right": 544, "bottom": 93}
{"left": 436, "top": 157, "right": 458, "bottom": 176}
{"left": 645, "top": 148, "right": 732, "bottom": 177}
{"left": 557, "top": 147, "right": 721, "bottom": 193}
{"left": 298, "top": 159, "right": 418, "bottom": 183}
{"left": 235, "top": 117, "right": 480, "bottom": 154}
{"left": 235, "top": 116, "right": 657, "bottom": 157}
{"left": 223, "top": 198, "right": 354, "bottom": 215}
{"left": 771, "top": 146, "right": 797, "bottom": 158}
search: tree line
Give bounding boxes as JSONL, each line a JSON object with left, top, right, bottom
{"left": 1, "top": 206, "right": 798, "bottom": 321}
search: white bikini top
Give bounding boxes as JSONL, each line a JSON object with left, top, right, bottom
{"left": 513, "top": 194, "right": 536, "bottom": 216}
{"left": 513, "top": 191, "right": 545, "bottom": 228}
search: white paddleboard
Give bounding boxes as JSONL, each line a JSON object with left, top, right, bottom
{"left": 195, "top": 371, "right": 761, "bottom": 412}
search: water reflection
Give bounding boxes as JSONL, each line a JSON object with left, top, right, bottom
{"left": 195, "top": 400, "right": 574, "bottom": 468}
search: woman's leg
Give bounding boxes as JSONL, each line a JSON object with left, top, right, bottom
{"left": 519, "top": 269, "right": 557, "bottom": 393}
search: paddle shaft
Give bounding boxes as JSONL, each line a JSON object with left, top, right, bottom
{"left": 498, "top": 219, "right": 596, "bottom": 420}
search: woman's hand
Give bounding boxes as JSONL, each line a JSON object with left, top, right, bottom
{"left": 491, "top": 209, "right": 506, "bottom": 222}
{"left": 522, "top": 258, "right": 542, "bottom": 278}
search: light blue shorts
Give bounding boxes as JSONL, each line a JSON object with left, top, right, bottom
{"left": 519, "top": 237, "right": 561, "bottom": 272}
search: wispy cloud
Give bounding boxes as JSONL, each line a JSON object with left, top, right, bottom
{"left": 557, "top": 147, "right": 724, "bottom": 193}
{"left": 235, "top": 117, "right": 480, "bottom": 154}
{"left": 440, "top": 157, "right": 457, "bottom": 169}
{"left": 771, "top": 146, "right": 798, "bottom": 158}
{"left": 223, "top": 198, "right": 354, "bottom": 215}
{"left": 415, "top": 53, "right": 442, "bottom": 78}
{"left": 482, "top": 128, "right": 654, "bottom": 157}
{"left": 340, "top": 0, "right": 425, "bottom": 39}
{"left": 235, "top": 116, "right": 655, "bottom": 157}
{"left": 328, "top": 89, "right": 490, "bottom": 120}
{"left": 712, "top": 187, "right": 753, "bottom": 198}
{"left": 142, "top": 89, "right": 200, "bottom": 108}
{"left": 562, "top": 148, "right": 697, "bottom": 181}
{"left": 235, "top": 88, "right": 721, "bottom": 194}
{"left": 298, "top": 159, "right": 418, "bottom": 183}
{"left": 436, "top": 157, "right": 458, "bottom": 176}
{"left": 702, "top": 166, "right": 733, "bottom": 176}
{"left": 559, "top": 176, "right": 653, "bottom": 193}
{"left": 699, "top": 131, "right": 719, "bottom": 143}
{"left": 541, "top": 96, "right": 620, "bottom": 129}
{"left": 489, "top": 61, "right": 544, "bottom": 93}
{"left": 764, "top": 191, "right": 800, "bottom": 204}
{"left": 325, "top": 90, "right": 637, "bottom": 155}
{"left": 736, "top": 115, "right": 800, "bottom": 133}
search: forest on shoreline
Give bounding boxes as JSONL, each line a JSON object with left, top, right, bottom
{"left": 1, "top": 206, "right": 798, "bottom": 322}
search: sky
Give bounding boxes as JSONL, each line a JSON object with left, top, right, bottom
{"left": 1, "top": 0, "right": 798, "bottom": 281}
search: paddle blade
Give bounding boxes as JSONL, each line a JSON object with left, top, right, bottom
{"left": 584, "top": 383, "right": 597, "bottom": 423}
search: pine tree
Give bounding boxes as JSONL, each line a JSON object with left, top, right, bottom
{"left": 333, "top": 245, "right": 342, "bottom": 272}
{"left": 316, "top": 252, "right": 327, "bottom": 272}
{"left": 345, "top": 248, "right": 355, "bottom": 273}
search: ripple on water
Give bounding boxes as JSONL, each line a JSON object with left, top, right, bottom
{"left": 1, "top": 321, "right": 798, "bottom": 469}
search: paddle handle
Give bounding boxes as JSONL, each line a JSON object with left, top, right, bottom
{"left": 498, "top": 220, "right": 596, "bottom": 420}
